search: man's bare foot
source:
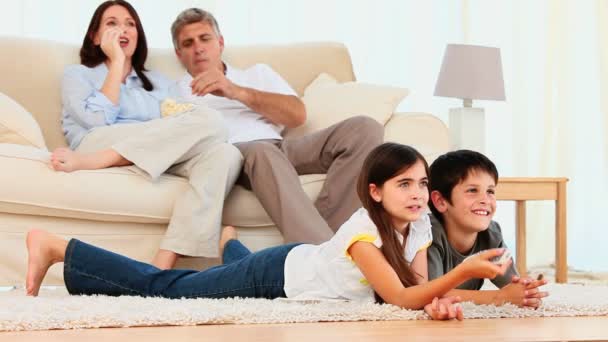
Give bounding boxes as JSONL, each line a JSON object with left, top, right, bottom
{"left": 50, "top": 148, "right": 131, "bottom": 172}
{"left": 25, "top": 229, "right": 67, "bottom": 296}
{"left": 219, "top": 226, "right": 237, "bottom": 262}
{"left": 152, "top": 249, "right": 179, "bottom": 270}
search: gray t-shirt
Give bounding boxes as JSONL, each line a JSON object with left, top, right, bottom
{"left": 427, "top": 214, "right": 518, "bottom": 290}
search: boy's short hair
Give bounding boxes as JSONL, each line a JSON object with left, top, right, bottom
{"left": 428, "top": 150, "right": 499, "bottom": 221}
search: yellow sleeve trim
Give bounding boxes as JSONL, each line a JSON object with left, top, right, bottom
{"left": 345, "top": 233, "right": 377, "bottom": 260}
{"left": 417, "top": 240, "right": 432, "bottom": 253}
{"left": 359, "top": 278, "right": 370, "bottom": 286}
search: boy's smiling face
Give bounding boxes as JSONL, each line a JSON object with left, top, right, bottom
{"left": 432, "top": 169, "right": 497, "bottom": 233}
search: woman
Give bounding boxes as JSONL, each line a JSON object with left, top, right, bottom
{"left": 27, "top": 143, "right": 512, "bottom": 320}
{"left": 53, "top": 0, "right": 242, "bottom": 269}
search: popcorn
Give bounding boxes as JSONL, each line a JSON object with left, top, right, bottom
{"left": 161, "top": 98, "right": 195, "bottom": 117}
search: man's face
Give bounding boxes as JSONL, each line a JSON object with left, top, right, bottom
{"left": 175, "top": 22, "right": 224, "bottom": 76}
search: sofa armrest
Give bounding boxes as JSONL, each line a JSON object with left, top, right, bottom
{"left": 383, "top": 112, "right": 450, "bottom": 164}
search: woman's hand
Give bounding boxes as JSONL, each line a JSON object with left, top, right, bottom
{"left": 424, "top": 296, "right": 464, "bottom": 320}
{"left": 100, "top": 27, "right": 125, "bottom": 64}
{"left": 457, "top": 248, "right": 512, "bottom": 280}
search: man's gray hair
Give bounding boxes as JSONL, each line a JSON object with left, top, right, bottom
{"left": 171, "top": 8, "right": 222, "bottom": 49}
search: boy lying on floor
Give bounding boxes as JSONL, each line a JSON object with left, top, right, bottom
{"left": 427, "top": 150, "right": 549, "bottom": 308}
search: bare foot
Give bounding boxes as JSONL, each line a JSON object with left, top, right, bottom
{"left": 50, "top": 148, "right": 129, "bottom": 172}
{"left": 152, "top": 249, "right": 179, "bottom": 270}
{"left": 219, "top": 226, "right": 237, "bottom": 262}
{"left": 50, "top": 148, "right": 89, "bottom": 172}
{"left": 25, "top": 229, "right": 67, "bottom": 296}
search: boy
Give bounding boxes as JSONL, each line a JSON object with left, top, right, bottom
{"left": 427, "top": 150, "right": 548, "bottom": 308}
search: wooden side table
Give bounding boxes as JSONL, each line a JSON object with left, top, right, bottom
{"left": 496, "top": 177, "right": 569, "bottom": 283}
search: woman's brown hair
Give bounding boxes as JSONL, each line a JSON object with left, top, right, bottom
{"left": 80, "top": 0, "right": 153, "bottom": 91}
{"left": 356, "top": 143, "right": 429, "bottom": 303}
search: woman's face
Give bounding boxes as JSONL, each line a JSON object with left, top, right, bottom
{"left": 93, "top": 5, "right": 139, "bottom": 59}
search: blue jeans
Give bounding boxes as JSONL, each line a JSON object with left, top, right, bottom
{"left": 63, "top": 238, "right": 301, "bottom": 299}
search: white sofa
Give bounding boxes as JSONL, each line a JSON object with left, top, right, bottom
{"left": 0, "top": 37, "right": 449, "bottom": 285}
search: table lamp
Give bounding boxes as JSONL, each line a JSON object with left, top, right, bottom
{"left": 434, "top": 44, "right": 506, "bottom": 153}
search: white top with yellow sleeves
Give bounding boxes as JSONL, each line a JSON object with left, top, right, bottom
{"left": 283, "top": 207, "right": 432, "bottom": 302}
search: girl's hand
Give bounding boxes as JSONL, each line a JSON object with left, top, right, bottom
{"left": 424, "top": 296, "right": 464, "bottom": 320}
{"left": 458, "top": 248, "right": 512, "bottom": 280}
{"left": 100, "top": 27, "right": 125, "bottom": 64}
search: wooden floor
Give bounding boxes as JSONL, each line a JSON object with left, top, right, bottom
{"left": 3, "top": 316, "right": 607, "bottom": 341}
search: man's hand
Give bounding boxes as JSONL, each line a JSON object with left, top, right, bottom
{"left": 424, "top": 296, "right": 464, "bottom": 320}
{"left": 190, "top": 68, "right": 240, "bottom": 99}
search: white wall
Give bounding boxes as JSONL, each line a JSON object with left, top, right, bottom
{"left": 1, "top": 0, "right": 606, "bottom": 272}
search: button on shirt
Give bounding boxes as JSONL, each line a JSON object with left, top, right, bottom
{"left": 169, "top": 63, "right": 297, "bottom": 144}
{"left": 61, "top": 63, "right": 170, "bottom": 149}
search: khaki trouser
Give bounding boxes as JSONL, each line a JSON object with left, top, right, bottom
{"left": 77, "top": 108, "right": 243, "bottom": 257}
{"left": 235, "top": 116, "right": 384, "bottom": 244}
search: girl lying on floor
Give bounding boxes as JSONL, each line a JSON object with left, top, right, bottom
{"left": 25, "top": 143, "right": 512, "bottom": 320}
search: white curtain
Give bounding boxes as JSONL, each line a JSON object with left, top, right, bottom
{"left": 1, "top": 0, "right": 606, "bottom": 271}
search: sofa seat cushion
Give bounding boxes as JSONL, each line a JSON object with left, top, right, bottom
{"left": 0, "top": 144, "right": 326, "bottom": 227}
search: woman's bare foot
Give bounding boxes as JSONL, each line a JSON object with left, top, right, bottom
{"left": 25, "top": 229, "right": 67, "bottom": 296}
{"left": 219, "top": 226, "right": 237, "bottom": 262}
{"left": 50, "top": 148, "right": 131, "bottom": 172}
{"left": 50, "top": 148, "right": 90, "bottom": 172}
{"left": 152, "top": 249, "right": 179, "bottom": 270}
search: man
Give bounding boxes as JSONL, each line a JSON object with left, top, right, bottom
{"left": 169, "top": 8, "right": 384, "bottom": 243}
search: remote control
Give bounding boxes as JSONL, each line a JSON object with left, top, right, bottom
{"left": 489, "top": 249, "right": 512, "bottom": 265}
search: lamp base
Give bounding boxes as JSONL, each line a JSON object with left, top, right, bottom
{"left": 448, "top": 107, "right": 485, "bottom": 153}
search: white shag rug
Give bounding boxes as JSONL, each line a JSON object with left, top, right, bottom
{"left": 0, "top": 283, "right": 606, "bottom": 332}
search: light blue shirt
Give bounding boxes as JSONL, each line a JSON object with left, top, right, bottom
{"left": 61, "top": 63, "right": 170, "bottom": 149}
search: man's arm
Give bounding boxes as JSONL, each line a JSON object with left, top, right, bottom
{"left": 189, "top": 67, "right": 306, "bottom": 128}
{"left": 233, "top": 87, "right": 306, "bottom": 128}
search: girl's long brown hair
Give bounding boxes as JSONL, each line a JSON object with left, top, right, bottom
{"left": 356, "top": 143, "right": 429, "bottom": 303}
{"left": 80, "top": 0, "right": 153, "bottom": 91}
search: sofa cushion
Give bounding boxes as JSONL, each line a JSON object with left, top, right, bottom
{"left": 0, "top": 144, "right": 325, "bottom": 227}
{"left": 284, "top": 73, "right": 409, "bottom": 138}
{"left": 0, "top": 93, "right": 47, "bottom": 149}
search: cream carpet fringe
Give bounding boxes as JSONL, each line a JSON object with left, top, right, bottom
{"left": 0, "top": 283, "right": 606, "bottom": 331}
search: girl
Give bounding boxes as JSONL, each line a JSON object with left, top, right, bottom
{"left": 50, "top": 0, "right": 242, "bottom": 269}
{"left": 26, "top": 143, "right": 511, "bottom": 320}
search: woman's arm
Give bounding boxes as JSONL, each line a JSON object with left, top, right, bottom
{"left": 62, "top": 28, "right": 129, "bottom": 130}
{"left": 349, "top": 241, "right": 509, "bottom": 310}
{"left": 98, "top": 27, "right": 127, "bottom": 105}
{"left": 62, "top": 68, "right": 121, "bottom": 130}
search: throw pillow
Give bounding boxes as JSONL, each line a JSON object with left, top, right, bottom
{"left": 284, "top": 73, "right": 409, "bottom": 138}
{"left": 0, "top": 92, "right": 47, "bottom": 149}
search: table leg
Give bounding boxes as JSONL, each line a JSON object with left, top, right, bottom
{"left": 556, "top": 181, "right": 568, "bottom": 283}
{"left": 515, "top": 200, "right": 527, "bottom": 277}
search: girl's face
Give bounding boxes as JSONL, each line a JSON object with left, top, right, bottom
{"left": 93, "top": 5, "right": 138, "bottom": 59}
{"left": 369, "top": 160, "right": 429, "bottom": 232}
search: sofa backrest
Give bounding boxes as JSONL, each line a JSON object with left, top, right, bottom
{"left": 0, "top": 37, "right": 355, "bottom": 150}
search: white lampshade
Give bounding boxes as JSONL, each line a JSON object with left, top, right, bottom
{"left": 434, "top": 44, "right": 506, "bottom": 104}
